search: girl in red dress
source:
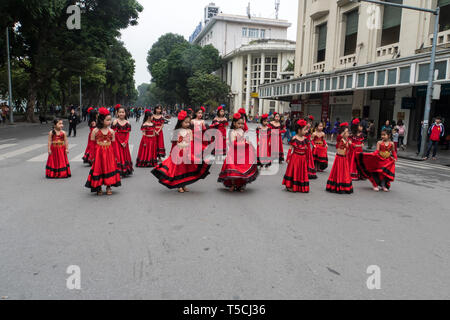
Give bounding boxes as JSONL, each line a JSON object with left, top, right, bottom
{"left": 152, "top": 105, "right": 166, "bottom": 161}
{"left": 238, "top": 108, "right": 249, "bottom": 132}
{"left": 311, "top": 122, "right": 328, "bottom": 172}
{"left": 305, "top": 116, "right": 317, "bottom": 179}
{"left": 192, "top": 107, "right": 208, "bottom": 153}
{"left": 82, "top": 108, "right": 97, "bottom": 165}
{"left": 348, "top": 119, "right": 365, "bottom": 180}
{"left": 326, "top": 123, "right": 353, "bottom": 194}
{"left": 46, "top": 119, "right": 71, "bottom": 179}
{"left": 356, "top": 129, "right": 397, "bottom": 192}
{"left": 269, "top": 112, "right": 286, "bottom": 163}
{"left": 256, "top": 114, "right": 272, "bottom": 168}
{"left": 152, "top": 111, "right": 211, "bottom": 193}
{"left": 112, "top": 107, "right": 134, "bottom": 177}
{"left": 218, "top": 113, "right": 259, "bottom": 192}
{"left": 210, "top": 106, "right": 229, "bottom": 156}
{"left": 85, "top": 108, "right": 121, "bottom": 196}
{"left": 136, "top": 110, "right": 158, "bottom": 168}
{"left": 283, "top": 119, "right": 310, "bottom": 193}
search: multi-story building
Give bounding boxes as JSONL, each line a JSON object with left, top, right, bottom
{"left": 190, "top": 4, "right": 295, "bottom": 115}
{"left": 259, "top": 0, "right": 450, "bottom": 145}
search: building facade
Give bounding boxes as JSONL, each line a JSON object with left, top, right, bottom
{"left": 259, "top": 0, "right": 450, "bottom": 145}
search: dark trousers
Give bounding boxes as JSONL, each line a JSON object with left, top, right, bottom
{"left": 69, "top": 124, "right": 77, "bottom": 137}
{"left": 426, "top": 140, "right": 439, "bottom": 158}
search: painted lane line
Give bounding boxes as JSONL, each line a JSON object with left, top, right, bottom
{"left": 0, "top": 144, "right": 18, "bottom": 151}
{"left": 28, "top": 145, "right": 77, "bottom": 162}
{"left": 0, "top": 144, "right": 46, "bottom": 161}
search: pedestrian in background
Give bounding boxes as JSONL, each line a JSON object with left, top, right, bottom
{"left": 67, "top": 108, "right": 79, "bottom": 137}
{"left": 417, "top": 120, "right": 424, "bottom": 155}
{"left": 424, "top": 116, "right": 445, "bottom": 161}
{"left": 396, "top": 120, "right": 406, "bottom": 151}
{"left": 367, "top": 120, "right": 376, "bottom": 150}
{"left": 392, "top": 128, "right": 399, "bottom": 154}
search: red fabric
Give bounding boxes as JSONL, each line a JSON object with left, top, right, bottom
{"left": 46, "top": 133, "right": 71, "bottom": 179}
{"left": 210, "top": 119, "right": 228, "bottom": 155}
{"left": 218, "top": 130, "right": 259, "bottom": 187}
{"left": 348, "top": 134, "right": 365, "bottom": 180}
{"left": 244, "top": 120, "right": 249, "bottom": 133}
{"left": 268, "top": 122, "right": 285, "bottom": 162}
{"left": 153, "top": 117, "right": 166, "bottom": 157}
{"left": 256, "top": 127, "right": 272, "bottom": 166}
{"left": 112, "top": 122, "right": 133, "bottom": 176}
{"left": 356, "top": 142, "right": 396, "bottom": 189}
{"left": 136, "top": 125, "right": 158, "bottom": 168}
{"left": 312, "top": 135, "right": 328, "bottom": 172}
{"left": 85, "top": 130, "right": 121, "bottom": 192}
{"left": 82, "top": 125, "right": 96, "bottom": 165}
{"left": 152, "top": 130, "right": 211, "bottom": 189}
{"left": 430, "top": 125, "right": 442, "bottom": 141}
{"left": 283, "top": 138, "right": 310, "bottom": 193}
{"left": 306, "top": 133, "right": 317, "bottom": 179}
{"left": 326, "top": 138, "right": 353, "bottom": 194}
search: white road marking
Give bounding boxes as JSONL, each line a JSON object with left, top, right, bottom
{"left": 28, "top": 145, "right": 77, "bottom": 162}
{"left": 0, "top": 144, "right": 46, "bottom": 161}
{"left": 0, "top": 139, "right": 17, "bottom": 144}
{"left": 0, "top": 144, "right": 18, "bottom": 151}
{"left": 129, "top": 145, "right": 134, "bottom": 157}
{"left": 71, "top": 152, "right": 86, "bottom": 162}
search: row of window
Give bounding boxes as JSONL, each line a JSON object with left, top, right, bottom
{"left": 260, "top": 60, "right": 449, "bottom": 97}
{"left": 242, "top": 27, "right": 265, "bottom": 39}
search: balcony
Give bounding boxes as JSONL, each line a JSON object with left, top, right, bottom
{"left": 428, "top": 29, "right": 450, "bottom": 48}
{"left": 338, "top": 54, "right": 357, "bottom": 69}
{"left": 310, "top": 0, "right": 330, "bottom": 19}
{"left": 376, "top": 43, "right": 399, "bottom": 62}
{"left": 313, "top": 61, "right": 326, "bottom": 72}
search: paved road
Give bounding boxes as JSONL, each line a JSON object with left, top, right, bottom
{"left": 1, "top": 119, "right": 450, "bottom": 299}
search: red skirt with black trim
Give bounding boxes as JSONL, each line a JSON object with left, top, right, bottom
{"left": 156, "top": 131, "right": 166, "bottom": 158}
{"left": 46, "top": 145, "right": 71, "bottom": 179}
{"left": 218, "top": 142, "right": 259, "bottom": 188}
{"left": 313, "top": 144, "right": 328, "bottom": 171}
{"left": 348, "top": 145, "right": 363, "bottom": 180}
{"left": 151, "top": 145, "right": 211, "bottom": 189}
{"left": 356, "top": 152, "right": 396, "bottom": 189}
{"left": 307, "top": 144, "right": 317, "bottom": 179}
{"left": 82, "top": 134, "right": 95, "bottom": 165}
{"left": 113, "top": 141, "right": 134, "bottom": 176}
{"left": 136, "top": 136, "right": 158, "bottom": 168}
{"left": 326, "top": 154, "right": 353, "bottom": 194}
{"left": 283, "top": 153, "right": 309, "bottom": 193}
{"left": 85, "top": 145, "right": 121, "bottom": 192}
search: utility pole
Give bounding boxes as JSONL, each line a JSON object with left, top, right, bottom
{"left": 352, "top": 0, "right": 440, "bottom": 158}
{"left": 79, "top": 76, "right": 82, "bottom": 113}
{"left": 6, "top": 27, "right": 14, "bottom": 124}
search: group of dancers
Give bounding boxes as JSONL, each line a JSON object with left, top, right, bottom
{"left": 45, "top": 105, "right": 397, "bottom": 195}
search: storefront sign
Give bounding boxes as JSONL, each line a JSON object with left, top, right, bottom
{"left": 330, "top": 95, "right": 353, "bottom": 105}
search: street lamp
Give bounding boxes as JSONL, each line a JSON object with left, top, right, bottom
{"left": 351, "top": 0, "right": 440, "bottom": 158}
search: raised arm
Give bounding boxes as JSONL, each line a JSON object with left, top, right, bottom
{"left": 48, "top": 132, "right": 53, "bottom": 154}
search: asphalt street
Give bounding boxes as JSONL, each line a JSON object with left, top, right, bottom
{"left": 1, "top": 119, "right": 450, "bottom": 300}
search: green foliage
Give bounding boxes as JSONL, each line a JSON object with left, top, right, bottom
{"left": 187, "top": 71, "right": 230, "bottom": 107}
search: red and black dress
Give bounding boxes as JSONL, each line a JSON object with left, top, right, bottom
{"left": 268, "top": 122, "right": 285, "bottom": 163}
{"left": 46, "top": 132, "right": 71, "bottom": 179}
{"left": 218, "top": 129, "right": 259, "bottom": 188}
{"left": 152, "top": 129, "right": 211, "bottom": 189}
{"left": 312, "top": 135, "right": 328, "bottom": 172}
{"left": 82, "top": 123, "right": 96, "bottom": 165}
{"left": 85, "top": 130, "right": 121, "bottom": 192}
{"left": 136, "top": 124, "right": 158, "bottom": 168}
{"left": 348, "top": 134, "right": 365, "bottom": 180}
{"left": 256, "top": 126, "right": 272, "bottom": 167}
{"left": 112, "top": 122, "right": 133, "bottom": 176}
{"left": 306, "top": 133, "right": 317, "bottom": 179}
{"left": 152, "top": 116, "right": 166, "bottom": 158}
{"left": 282, "top": 137, "right": 310, "bottom": 193}
{"left": 356, "top": 142, "right": 397, "bottom": 189}
{"left": 210, "top": 119, "right": 228, "bottom": 155}
{"left": 326, "top": 136, "right": 353, "bottom": 194}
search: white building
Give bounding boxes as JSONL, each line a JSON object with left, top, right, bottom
{"left": 189, "top": 4, "right": 294, "bottom": 115}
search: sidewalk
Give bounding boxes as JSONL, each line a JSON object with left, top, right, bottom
{"left": 326, "top": 139, "right": 450, "bottom": 167}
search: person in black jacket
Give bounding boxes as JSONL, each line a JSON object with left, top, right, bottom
{"left": 68, "top": 108, "right": 79, "bottom": 137}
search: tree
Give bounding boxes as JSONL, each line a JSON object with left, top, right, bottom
{"left": 187, "top": 71, "right": 230, "bottom": 107}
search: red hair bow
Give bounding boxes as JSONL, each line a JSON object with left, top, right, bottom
{"left": 145, "top": 109, "right": 152, "bottom": 114}
{"left": 99, "top": 107, "right": 110, "bottom": 116}
{"left": 261, "top": 114, "right": 269, "bottom": 119}
{"left": 87, "top": 107, "right": 94, "bottom": 114}
{"left": 178, "top": 111, "right": 188, "bottom": 121}
{"left": 308, "top": 115, "right": 314, "bottom": 121}
{"left": 217, "top": 106, "right": 223, "bottom": 111}
{"left": 238, "top": 108, "right": 246, "bottom": 114}
{"left": 340, "top": 122, "right": 349, "bottom": 127}
{"left": 114, "top": 104, "right": 121, "bottom": 110}
{"left": 297, "top": 119, "right": 307, "bottom": 127}
{"left": 200, "top": 106, "right": 206, "bottom": 113}
{"left": 233, "top": 113, "right": 242, "bottom": 120}
{"left": 352, "top": 118, "right": 360, "bottom": 125}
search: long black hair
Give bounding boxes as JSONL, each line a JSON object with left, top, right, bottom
{"left": 143, "top": 110, "right": 153, "bottom": 124}
{"left": 154, "top": 105, "right": 162, "bottom": 115}
{"left": 175, "top": 116, "right": 191, "bottom": 130}
{"left": 351, "top": 121, "right": 360, "bottom": 136}
{"left": 338, "top": 124, "right": 349, "bottom": 136}
{"left": 88, "top": 110, "right": 97, "bottom": 127}
{"left": 117, "top": 107, "right": 128, "bottom": 120}
{"left": 52, "top": 119, "right": 62, "bottom": 136}
{"left": 97, "top": 113, "right": 110, "bottom": 129}
{"left": 230, "top": 116, "right": 243, "bottom": 130}
{"left": 217, "top": 108, "right": 225, "bottom": 117}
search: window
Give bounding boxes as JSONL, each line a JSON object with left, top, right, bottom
{"left": 332, "top": 77, "right": 338, "bottom": 90}
{"left": 346, "top": 75, "right": 353, "bottom": 89}
{"left": 439, "top": 0, "right": 450, "bottom": 32}
{"left": 381, "top": 0, "right": 402, "bottom": 46}
{"left": 418, "top": 61, "right": 447, "bottom": 81}
{"left": 344, "top": 10, "right": 359, "bottom": 56}
{"left": 388, "top": 69, "right": 397, "bottom": 85}
{"left": 339, "top": 76, "right": 345, "bottom": 89}
{"left": 319, "top": 79, "right": 325, "bottom": 91}
{"left": 367, "top": 72, "right": 375, "bottom": 86}
{"left": 260, "top": 29, "right": 266, "bottom": 38}
{"left": 249, "top": 28, "right": 259, "bottom": 38}
{"left": 242, "top": 27, "right": 248, "bottom": 37}
{"left": 357, "top": 74, "right": 365, "bottom": 88}
{"left": 399, "top": 66, "right": 410, "bottom": 83}
{"left": 377, "top": 70, "right": 386, "bottom": 86}
{"left": 317, "top": 23, "right": 327, "bottom": 62}
{"left": 326, "top": 78, "right": 331, "bottom": 90}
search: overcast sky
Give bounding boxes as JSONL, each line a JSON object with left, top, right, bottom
{"left": 120, "top": 0, "right": 299, "bottom": 87}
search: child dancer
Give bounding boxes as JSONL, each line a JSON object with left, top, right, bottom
{"left": 112, "top": 106, "right": 134, "bottom": 177}
{"left": 136, "top": 110, "right": 158, "bottom": 168}
{"left": 356, "top": 129, "right": 397, "bottom": 192}
{"left": 256, "top": 114, "right": 272, "bottom": 168}
{"left": 326, "top": 123, "right": 353, "bottom": 194}
{"left": 46, "top": 119, "right": 71, "bottom": 179}
{"left": 305, "top": 116, "right": 317, "bottom": 179}
{"left": 152, "top": 111, "right": 211, "bottom": 193}
{"left": 218, "top": 113, "right": 259, "bottom": 192}
{"left": 82, "top": 107, "right": 97, "bottom": 165}
{"left": 85, "top": 108, "right": 121, "bottom": 195}
{"left": 238, "top": 108, "right": 249, "bottom": 132}
{"left": 210, "top": 106, "right": 229, "bottom": 156}
{"left": 269, "top": 112, "right": 286, "bottom": 163}
{"left": 192, "top": 107, "right": 208, "bottom": 151}
{"left": 311, "top": 122, "right": 328, "bottom": 172}
{"left": 283, "top": 119, "right": 310, "bottom": 193}
{"left": 348, "top": 119, "right": 365, "bottom": 180}
{"left": 152, "top": 105, "right": 166, "bottom": 161}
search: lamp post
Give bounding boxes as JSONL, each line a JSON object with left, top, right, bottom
{"left": 5, "top": 27, "right": 14, "bottom": 124}
{"left": 352, "top": 0, "right": 440, "bottom": 158}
